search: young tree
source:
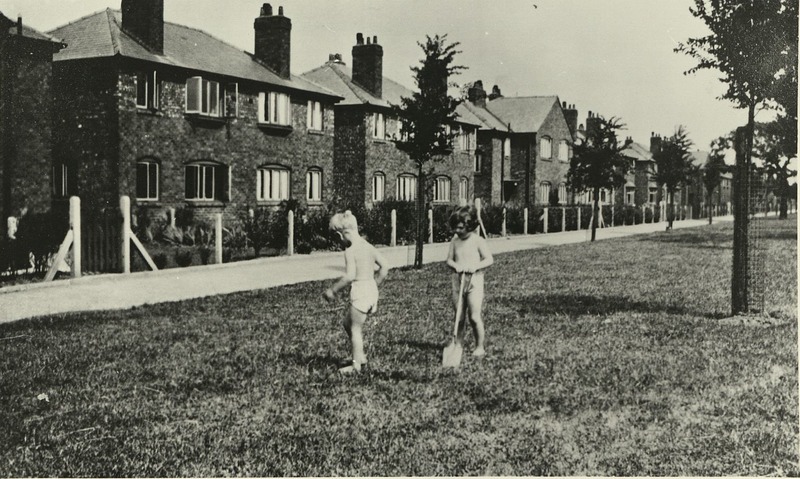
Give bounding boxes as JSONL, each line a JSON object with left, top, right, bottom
{"left": 752, "top": 121, "right": 797, "bottom": 218}
{"left": 703, "top": 135, "right": 731, "bottom": 224}
{"left": 393, "top": 35, "right": 465, "bottom": 268}
{"left": 652, "top": 126, "right": 697, "bottom": 230}
{"left": 566, "top": 116, "right": 628, "bottom": 242}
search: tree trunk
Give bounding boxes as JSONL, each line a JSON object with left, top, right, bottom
{"left": 732, "top": 107, "right": 754, "bottom": 315}
{"left": 707, "top": 190, "right": 713, "bottom": 225}
{"left": 591, "top": 187, "right": 599, "bottom": 242}
{"left": 668, "top": 191, "right": 674, "bottom": 230}
{"left": 779, "top": 195, "right": 788, "bottom": 219}
{"left": 414, "top": 163, "right": 425, "bottom": 269}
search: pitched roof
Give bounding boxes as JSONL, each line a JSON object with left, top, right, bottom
{"left": 301, "top": 60, "right": 481, "bottom": 126}
{"left": 2, "top": 11, "right": 64, "bottom": 44}
{"left": 48, "top": 9, "right": 339, "bottom": 98}
{"left": 461, "top": 101, "right": 510, "bottom": 132}
{"left": 484, "top": 96, "right": 559, "bottom": 133}
{"left": 621, "top": 141, "right": 653, "bottom": 161}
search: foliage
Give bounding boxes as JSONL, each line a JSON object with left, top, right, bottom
{"left": 174, "top": 248, "right": 194, "bottom": 267}
{"left": 652, "top": 126, "right": 697, "bottom": 229}
{"left": 1, "top": 220, "right": 796, "bottom": 476}
{"left": 566, "top": 116, "right": 629, "bottom": 241}
{"left": 704, "top": 135, "right": 731, "bottom": 222}
{"left": 392, "top": 34, "right": 465, "bottom": 268}
{"left": 752, "top": 121, "right": 798, "bottom": 218}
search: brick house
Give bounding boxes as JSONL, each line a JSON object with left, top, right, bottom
{"left": 301, "top": 35, "right": 480, "bottom": 210}
{"left": 0, "top": 14, "right": 65, "bottom": 235}
{"left": 47, "top": 1, "right": 342, "bottom": 224}
{"left": 683, "top": 150, "right": 733, "bottom": 216}
{"left": 465, "top": 81, "right": 576, "bottom": 207}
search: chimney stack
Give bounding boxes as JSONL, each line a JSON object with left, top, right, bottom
{"left": 121, "top": 0, "right": 164, "bottom": 54}
{"left": 488, "top": 85, "right": 503, "bottom": 100}
{"left": 650, "top": 132, "right": 662, "bottom": 154}
{"left": 254, "top": 3, "right": 292, "bottom": 79}
{"left": 585, "top": 111, "right": 602, "bottom": 139}
{"left": 352, "top": 32, "right": 383, "bottom": 98}
{"left": 467, "top": 80, "right": 487, "bottom": 107}
{"left": 562, "top": 102, "right": 578, "bottom": 137}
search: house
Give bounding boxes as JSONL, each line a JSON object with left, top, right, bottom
{"left": 465, "top": 81, "right": 575, "bottom": 207}
{"left": 0, "top": 13, "right": 65, "bottom": 235}
{"left": 683, "top": 150, "right": 733, "bottom": 216}
{"left": 301, "top": 35, "right": 480, "bottom": 210}
{"left": 47, "top": 1, "right": 343, "bottom": 224}
{"left": 617, "top": 134, "right": 664, "bottom": 207}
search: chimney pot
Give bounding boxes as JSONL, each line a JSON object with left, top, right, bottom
{"left": 254, "top": 2, "right": 291, "bottom": 79}
{"left": 352, "top": 31, "right": 383, "bottom": 97}
{"left": 16, "top": 16, "right": 22, "bottom": 35}
{"left": 356, "top": 33, "right": 363, "bottom": 45}
{"left": 278, "top": 6, "right": 283, "bottom": 15}
{"left": 562, "top": 101, "right": 567, "bottom": 108}
{"left": 262, "top": 3, "right": 272, "bottom": 15}
{"left": 329, "top": 53, "right": 335, "bottom": 61}
{"left": 373, "top": 35, "right": 378, "bottom": 44}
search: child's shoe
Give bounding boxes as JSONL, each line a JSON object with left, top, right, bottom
{"left": 472, "top": 347, "right": 486, "bottom": 358}
{"left": 338, "top": 360, "right": 362, "bottom": 374}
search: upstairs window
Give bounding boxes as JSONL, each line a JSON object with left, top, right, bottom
{"left": 540, "top": 137, "right": 552, "bottom": 159}
{"left": 307, "top": 100, "right": 323, "bottom": 131}
{"left": 433, "top": 177, "right": 451, "bottom": 203}
{"left": 396, "top": 174, "right": 417, "bottom": 202}
{"left": 185, "top": 161, "right": 230, "bottom": 202}
{"left": 136, "top": 159, "right": 159, "bottom": 201}
{"left": 259, "top": 92, "right": 292, "bottom": 125}
{"left": 474, "top": 152, "right": 483, "bottom": 172}
{"left": 503, "top": 138, "right": 511, "bottom": 158}
{"left": 136, "top": 71, "right": 160, "bottom": 110}
{"left": 372, "top": 172, "right": 385, "bottom": 202}
{"left": 306, "top": 168, "right": 322, "bottom": 202}
{"left": 373, "top": 112, "right": 386, "bottom": 139}
{"left": 558, "top": 140, "right": 569, "bottom": 162}
{"left": 459, "top": 126, "right": 476, "bottom": 151}
{"left": 257, "top": 166, "right": 290, "bottom": 201}
{"left": 185, "top": 77, "right": 225, "bottom": 117}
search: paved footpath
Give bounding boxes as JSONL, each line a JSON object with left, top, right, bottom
{"left": 0, "top": 216, "right": 732, "bottom": 324}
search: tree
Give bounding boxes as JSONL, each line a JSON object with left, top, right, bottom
{"left": 393, "top": 35, "right": 465, "bottom": 268}
{"left": 752, "top": 120, "right": 797, "bottom": 218}
{"left": 652, "top": 126, "right": 697, "bottom": 230}
{"left": 566, "top": 116, "right": 628, "bottom": 242}
{"left": 703, "top": 135, "right": 731, "bottom": 224}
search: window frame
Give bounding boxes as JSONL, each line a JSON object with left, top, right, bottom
{"left": 558, "top": 140, "right": 569, "bottom": 162}
{"left": 396, "top": 173, "right": 417, "bottom": 202}
{"left": 459, "top": 177, "right": 469, "bottom": 202}
{"left": 185, "top": 76, "right": 234, "bottom": 118}
{"left": 136, "top": 159, "right": 160, "bottom": 201}
{"left": 257, "top": 165, "right": 291, "bottom": 202}
{"left": 433, "top": 176, "right": 451, "bottom": 203}
{"left": 538, "top": 181, "right": 551, "bottom": 204}
{"left": 306, "top": 100, "right": 323, "bottom": 131}
{"left": 558, "top": 183, "right": 567, "bottom": 205}
{"left": 372, "top": 172, "right": 386, "bottom": 202}
{"left": 372, "top": 112, "right": 386, "bottom": 140}
{"left": 540, "top": 136, "right": 553, "bottom": 159}
{"left": 136, "top": 70, "right": 160, "bottom": 110}
{"left": 185, "top": 162, "right": 217, "bottom": 201}
{"left": 258, "top": 91, "right": 293, "bottom": 126}
{"left": 305, "top": 168, "right": 322, "bottom": 202}
{"left": 52, "top": 162, "right": 72, "bottom": 198}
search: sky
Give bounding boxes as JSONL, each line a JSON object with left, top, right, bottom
{"left": 2, "top": 0, "right": 775, "bottom": 151}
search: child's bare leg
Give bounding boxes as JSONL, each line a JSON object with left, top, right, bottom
{"left": 451, "top": 288, "right": 467, "bottom": 345}
{"left": 466, "top": 291, "right": 486, "bottom": 356}
{"left": 348, "top": 306, "right": 368, "bottom": 366}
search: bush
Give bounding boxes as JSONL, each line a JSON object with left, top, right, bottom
{"left": 153, "top": 252, "right": 168, "bottom": 270}
{"left": 174, "top": 248, "right": 193, "bottom": 267}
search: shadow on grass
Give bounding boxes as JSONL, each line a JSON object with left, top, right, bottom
{"left": 278, "top": 351, "right": 343, "bottom": 372}
{"left": 502, "top": 293, "right": 715, "bottom": 318}
{"left": 636, "top": 229, "right": 732, "bottom": 249}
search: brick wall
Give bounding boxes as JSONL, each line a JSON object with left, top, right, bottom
{"left": 534, "top": 102, "right": 573, "bottom": 205}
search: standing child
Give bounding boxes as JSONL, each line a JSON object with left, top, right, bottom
{"left": 445, "top": 205, "right": 494, "bottom": 357}
{"left": 323, "top": 211, "right": 389, "bottom": 373}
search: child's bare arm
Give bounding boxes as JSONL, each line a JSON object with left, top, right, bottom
{"left": 475, "top": 236, "right": 494, "bottom": 271}
{"left": 373, "top": 246, "right": 389, "bottom": 286}
{"left": 324, "top": 248, "right": 356, "bottom": 300}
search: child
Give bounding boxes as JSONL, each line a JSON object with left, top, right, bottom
{"left": 445, "top": 205, "right": 494, "bottom": 357}
{"left": 323, "top": 210, "right": 389, "bottom": 373}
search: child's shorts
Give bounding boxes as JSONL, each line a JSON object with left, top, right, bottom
{"left": 452, "top": 272, "right": 485, "bottom": 299}
{"left": 350, "top": 279, "right": 379, "bottom": 314}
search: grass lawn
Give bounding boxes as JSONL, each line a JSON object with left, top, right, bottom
{"left": 1, "top": 217, "right": 797, "bottom": 476}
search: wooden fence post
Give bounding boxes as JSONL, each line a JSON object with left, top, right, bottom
{"left": 168, "top": 207, "right": 176, "bottom": 228}
{"left": 610, "top": 206, "right": 614, "bottom": 227}
{"left": 120, "top": 195, "right": 131, "bottom": 274}
{"left": 287, "top": 210, "right": 294, "bottom": 256}
{"left": 502, "top": 208, "right": 507, "bottom": 237}
{"left": 428, "top": 208, "right": 433, "bottom": 244}
{"left": 215, "top": 213, "right": 223, "bottom": 264}
{"left": 70, "top": 196, "right": 81, "bottom": 278}
{"left": 390, "top": 209, "right": 397, "bottom": 247}
{"left": 561, "top": 207, "right": 566, "bottom": 232}
{"left": 523, "top": 208, "right": 528, "bottom": 235}
{"left": 577, "top": 207, "right": 581, "bottom": 230}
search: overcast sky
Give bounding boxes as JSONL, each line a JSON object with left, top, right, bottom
{"left": 3, "top": 0, "right": 775, "bottom": 150}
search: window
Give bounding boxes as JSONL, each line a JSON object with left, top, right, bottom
{"left": 649, "top": 188, "right": 658, "bottom": 204}
{"left": 307, "top": 100, "right": 323, "bottom": 130}
{"left": 52, "top": 162, "right": 74, "bottom": 198}
{"left": 136, "top": 71, "right": 160, "bottom": 110}
{"left": 474, "top": 152, "right": 483, "bottom": 172}
{"left": 185, "top": 162, "right": 230, "bottom": 201}
{"left": 136, "top": 159, "right": 159, "bottom": 200}
{"left": 558, "top": 140, "right": 569, "bottom": 162}
{"left": 258, "top": 92, "right": 292, "bottom": 125}
{"left": 503, "top": 138, "right": 511, "bottom": 158}
{"left": 372, "top": 172, "right": 385, "bottom": 202}
{"left": 433, "top": 177, "right": 451, "bottom": 203}
{"left": 540, "top": 137, "right": 552, "bottom": 159}
{"left": 306, "top": 169, "right": 322, "bottom": 202}
{"left": 558, "top": 183, "right": 567, "bottom": 204}
{"left": 257, "top": 166, "right": 290, "bottom": 201}
{"left": 373, "top": 112, "right": 386, "bottom": 139}
{"left": 396, "top": 174, "right": 417, "bottom": 201}
{"left": 626, "top": 187, "right": 635, "bottom": 205}
{"left": 459, "top": 126, "right": 476, "bottom": 151}
{"left": 459, "top": 177, "right": 469, "bottom": 202}
{"left": 539, "top": 182, "right": 551, "bottom": 204}
{"left": 185, "top": 76, "right": 228, "bottom": 117}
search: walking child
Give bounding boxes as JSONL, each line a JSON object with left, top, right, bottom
{"left": 445, "top": 205, "right": 494, "bottom": 357}
{"left": 323, "top": 210, "right": 389, "bottom": 373}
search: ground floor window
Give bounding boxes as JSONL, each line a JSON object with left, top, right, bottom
{"left": 538, "top": 182, "right": 551, "bottom": 204}
{"left": 258, "top": 166, "right": 290, "bottom": 201}
{"left": 433, "top": 177, "right": 451, "bottom": 203}
{"left": 459, "top": 177, "right": 468, "bottom": 202}
{"left": 372, "top": 173, "right": 385, "bottom": 202}
{"left": 396, "top": 174, "right": 417, "bottom": 202}
{"left": 306, "top": 168, "right": 322, "bottom": 202}
{"left": 136, "top": 160, "right": 159, "bottom": 200}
